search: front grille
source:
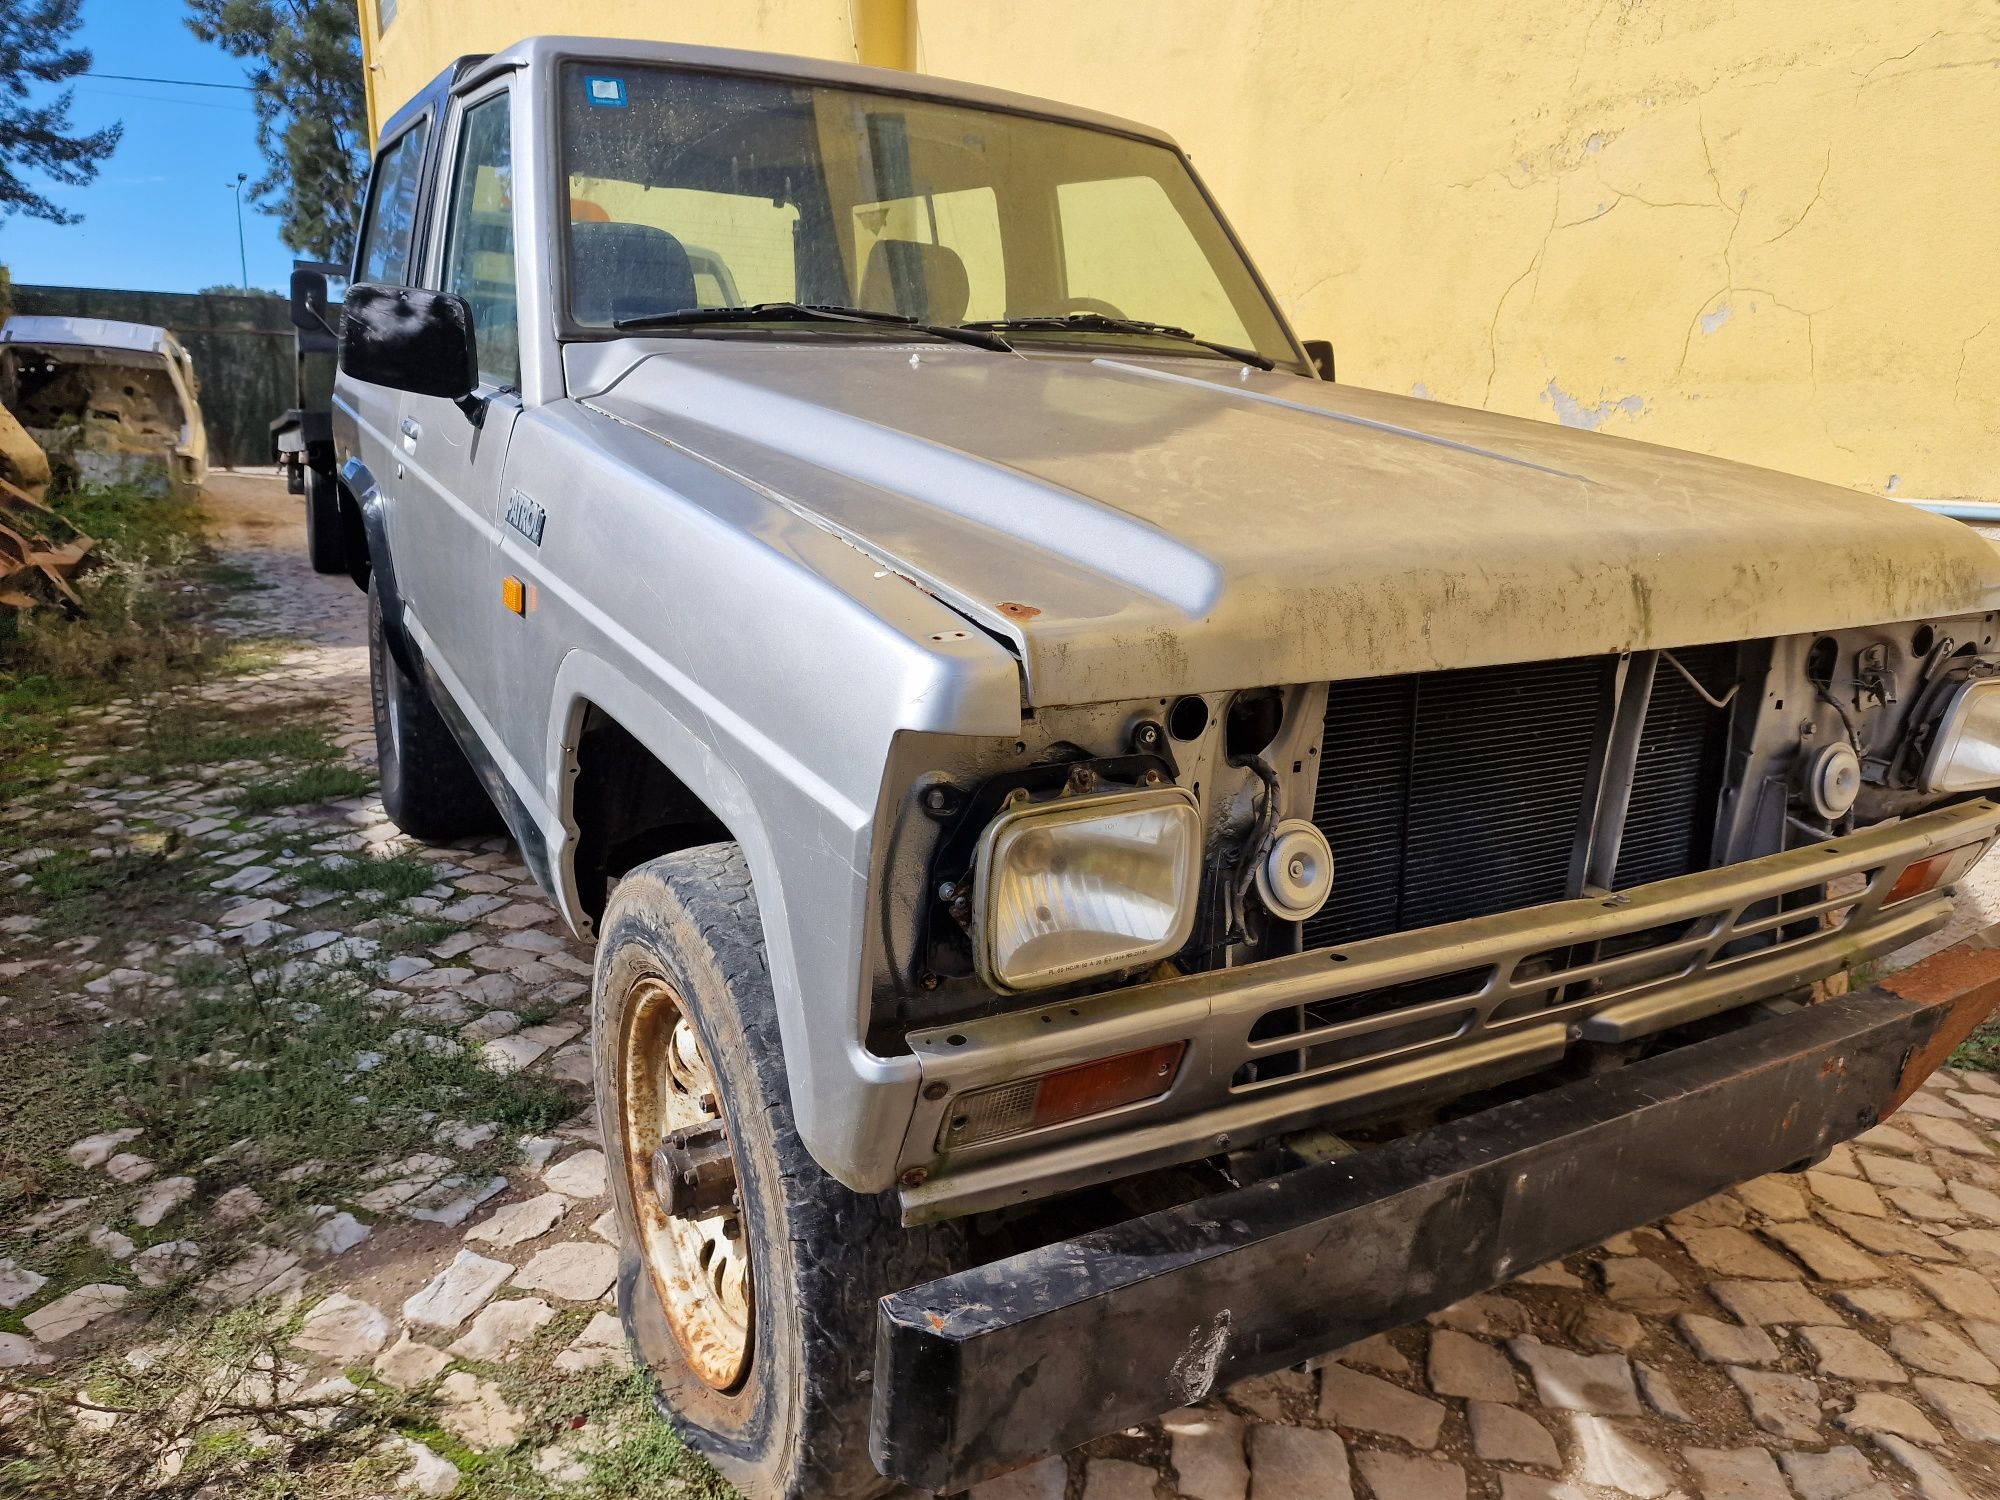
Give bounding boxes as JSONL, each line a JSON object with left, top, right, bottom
{"left": 1303, "top": 648, "right": 1738, "bottom": 953}
{"left": 1305, "top": 656, "right": 1614, "bottom": 948}
{"left": 1616, "top": 644, "right": 1738, "bottom": 887}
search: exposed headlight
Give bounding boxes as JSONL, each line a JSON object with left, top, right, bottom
{"left": 972, "top": 786, "right": 1201, "bottom": 991}
{"left": 1920, "top": 679, "right": 2000, "bottom": 793}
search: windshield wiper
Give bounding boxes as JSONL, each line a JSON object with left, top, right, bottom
{"left": 613, "top": 301, "right": 1014, "bottom": 353}
{"left": 962, "top": 313, "right": 1275, "bottom": 370}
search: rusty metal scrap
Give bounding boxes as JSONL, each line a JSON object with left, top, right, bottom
{"left": 0, "top": 472, "right": 93, "bottom": 612}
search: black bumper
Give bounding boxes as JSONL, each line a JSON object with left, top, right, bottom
{"left": 871, "top": 970, "right": 1999, "bottom": 1492}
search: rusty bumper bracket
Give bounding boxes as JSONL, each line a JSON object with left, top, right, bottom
{"left": 872, "top": 947, "right": 2000, "bottom": 1493}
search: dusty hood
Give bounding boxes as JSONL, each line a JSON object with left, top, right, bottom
{"left": 578, "top": 342, "right": 2000, "bottom": 706}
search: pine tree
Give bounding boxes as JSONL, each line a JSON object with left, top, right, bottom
{"left": 0, "top": 0, "right": 122, "bottom": 225}
{"left": 185, "top": 0, "right": 367, "bottom": 263}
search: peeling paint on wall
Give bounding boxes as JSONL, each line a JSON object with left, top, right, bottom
{"left": 903, "top": 1, "right": 2000, "bottom": 502}
{"left": 1541, "top": 379, "right": 1646, "bottom": 431}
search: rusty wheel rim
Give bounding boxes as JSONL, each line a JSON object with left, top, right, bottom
{"left": 619, "top": 973, "right": 754, "bottom": 1390}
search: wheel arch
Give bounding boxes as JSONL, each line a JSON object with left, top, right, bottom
{"left": 548, "top": 650, "right": 922, "bottom": 1190}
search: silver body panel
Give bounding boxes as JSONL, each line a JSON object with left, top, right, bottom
{"left": 333, "top": 37, "right": 2000, "bottom": 1198}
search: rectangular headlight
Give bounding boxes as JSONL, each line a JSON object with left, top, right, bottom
{"left": 1921, "top": 678, "right": 2000, "bottom": 793}
{"left": 972, "top": 786, "right": 1201, "bottom": 992}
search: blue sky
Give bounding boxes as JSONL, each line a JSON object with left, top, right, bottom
{"left": 0, "top": 0, "right": 304, "bottom": 294}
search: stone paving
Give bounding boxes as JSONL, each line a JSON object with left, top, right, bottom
{"left": 4, "top": 474, "right": 2000, "bottom": 1499}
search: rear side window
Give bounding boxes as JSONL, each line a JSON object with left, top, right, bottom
{"left": 355, "top": 123, "right": 429, "bottom": 284}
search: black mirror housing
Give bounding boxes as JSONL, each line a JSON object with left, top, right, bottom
{"left": 339, "top": 283, "right": 479, "bottom": 403}
{"left": 1302, "top": 339, "right": 1336, "bottom": 382}
{"left": 289, "top": 261, "right": 343, "bottom": 354}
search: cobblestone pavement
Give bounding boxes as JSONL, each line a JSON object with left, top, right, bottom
{"left": 6, "top": 474, "right": 2000, "bottom": 1499}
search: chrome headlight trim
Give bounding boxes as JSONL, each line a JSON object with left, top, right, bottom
{"left": 1920, "top": 678, "right": 2000, "bottom": 794}
{"left": 970, "top": 785, "right": 1202, "bottom": 993}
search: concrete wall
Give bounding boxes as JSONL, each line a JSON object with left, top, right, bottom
{"left": 358, "top": 0, "right": 2000, "bottom": 502}
{"left": 8, "top": 285, "right": 298, "bottom": 469}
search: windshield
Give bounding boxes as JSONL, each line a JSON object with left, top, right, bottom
{"left": 558, "top": 64, "right": 1299, "bottom": 365}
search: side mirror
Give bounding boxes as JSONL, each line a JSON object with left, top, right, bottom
{"left": 1302, "top": 339, "right": 1336, "bottom": 382}
{"left": 289, "top": 262, "right": 343, "bottom": 354}
{"left": 339, "top": 283, "right": 482, "bottom": 419}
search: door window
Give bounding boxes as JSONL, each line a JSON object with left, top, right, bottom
{"left": 439, "top": 92, "right": 520, "bottom": 389}
{"left": 354, "top": 122, "right": 428, "bottom": 284}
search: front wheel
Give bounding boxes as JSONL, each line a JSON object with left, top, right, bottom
{"left": 596, "top": 845, "right": 963, "bottom": 1500}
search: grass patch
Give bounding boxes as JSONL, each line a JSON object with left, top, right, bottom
{"left": 235, "top": 762, "right": 375, "bottom": 813}
{"left": 457, "top": 1327, "right": 736, "bottom": 1500}
{"left": 19, "top": 842, "right": 202, "bottom": 938}
{"left": 1951, "top": 1022, "right": 2000, "bottom": 1074}
{"left": 124, "top": 705, "right": 343, "bottom": 779}
{"left": 378, "top": 916, "right": 470, "bottom": 954}
{"left": 0, "top": 1301, "right": 421, "bottom": 1498}
{"left": 73, "top": 961, "right": 576, "bottom": 1221}
{"left": 296, "top": 853, "right": 439, "bottom": 904}
{"left": 0, "top": 1043, "right": 118, "bottom": 1229}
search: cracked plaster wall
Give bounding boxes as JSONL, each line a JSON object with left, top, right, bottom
{"left": 916, "top": 0, "right": 2000, "bottom": 500}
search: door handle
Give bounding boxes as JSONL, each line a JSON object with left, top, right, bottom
{"left": 400, "top": 416, "right": 422, "bottom": 450}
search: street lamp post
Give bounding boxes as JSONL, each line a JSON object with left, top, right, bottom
{"left": 228, "top": 173, "right": 249, "bottom": 290}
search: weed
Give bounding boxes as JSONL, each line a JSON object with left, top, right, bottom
{"left": 465, "top": 1320, "right": 736, "bottom": 1500}
{"left": 379, "top": 916, "right": 470, "bottom": 953}
{"left": 126, "top": 704, "right": 342, "bottom": 778}
{"left": 0, "top": 1043, "right": 115, "bottom": 1228}
{"left": 21, "top": 843, "right": 200, "bottom": 938}
{"left": 235, "top": 762, "right": 375, "bottom": 813}
{"left": 0, "top": 1301, "right": 420, "bottom": 1498}
{"left": 77, "top": 961, "right": 576, "bottom": 1221}
{"left": 1951, "top": 1022, "right": 2000, "bottom": 1075}
{"left": 296, "top": 853, "right": 440, "bottom": 904}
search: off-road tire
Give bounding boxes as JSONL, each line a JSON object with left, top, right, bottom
{"left": 303, "top": 465, "right": 347, "bottom": 574}
{"left": 367, "top": 578, "right": 499, "bottom": 840}
{"left": 596, "top": 845, "right": 964, "bottom": 1500}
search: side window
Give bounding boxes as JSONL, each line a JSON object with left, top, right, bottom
{"left": 355, "top": 123, "right": 429, "bottom": 285}
{"left": 439, "top": 92, "right": 519, "bottom": 388}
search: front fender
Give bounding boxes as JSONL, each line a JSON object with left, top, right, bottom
{"left": 546, "top": 647, "right": 923, "bottom": 1191}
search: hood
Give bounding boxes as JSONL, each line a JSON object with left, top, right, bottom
{"left": 576, "top": 341, "right": 2000, "bottom": 706}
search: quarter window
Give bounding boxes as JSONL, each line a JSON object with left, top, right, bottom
{"left": 439, "top": 92, "right": 520, "bottom": 389}
{"left": 354, "top": 123, "right": 428, "bottom": 285}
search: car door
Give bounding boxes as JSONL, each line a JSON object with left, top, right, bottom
{"left": 393, "top": 80, "right": 523, "bottom": 743}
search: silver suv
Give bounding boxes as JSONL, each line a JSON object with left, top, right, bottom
{"left": 308, "top": 36, "right": 2000, "bottom": 1499}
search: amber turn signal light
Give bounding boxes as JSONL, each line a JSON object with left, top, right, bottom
{"left": 939, "top": 1041, "right": 1186, "bottom": 1149}
{"left": 1886, "top": 840, "right": 1990, "bottom": 905}
{"left": 502, "top": 576, "right": 526, "bottom": 614}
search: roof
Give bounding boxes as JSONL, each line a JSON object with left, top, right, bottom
{"left": 454, "top": 36, "right": 1177, "bottom": 149}
{"left": 0, "top": 315, "right": 176, "bottom": 357}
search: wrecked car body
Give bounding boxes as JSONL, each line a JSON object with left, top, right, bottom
{"left": 0, "top": 315, "right": 208, "bottom": 494}
{"left": 310, "top": 38, "right": 2000, "bottom": 1496}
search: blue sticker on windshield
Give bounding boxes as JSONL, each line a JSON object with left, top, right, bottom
{"left": 584, "top": 76, "right": 627, "bottom": 107}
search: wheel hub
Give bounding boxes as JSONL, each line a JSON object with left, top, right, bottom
{"left": 620, "top": 975, "right": 754, "bottom": 1391}
{"left": 650, "top": 1118, "right": 738, "bottom": 1219}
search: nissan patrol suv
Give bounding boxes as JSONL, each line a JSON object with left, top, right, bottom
{"left": 304, "top": 36, "right": 2000, "bottom": 1498}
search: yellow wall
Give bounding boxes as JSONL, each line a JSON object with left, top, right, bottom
{"left": 361, "top": 0, "right": 2000, "bottom": 501}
